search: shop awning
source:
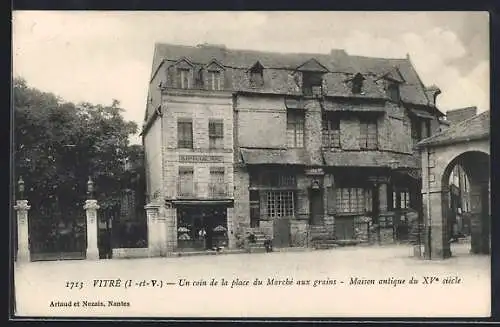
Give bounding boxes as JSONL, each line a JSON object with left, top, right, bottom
{"left": 240, "top": 148, "right": 310, "bottom": 165}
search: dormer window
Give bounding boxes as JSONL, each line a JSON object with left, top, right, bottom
{"left": 296, "top": 58, "right": 328, "bottom": 96}
{"left": 351, "top": 73, "right": 365, "bottom": 94}
{"left": 302, "top": 72, "right": 323, "bottom": 96}
{"left": 387, "top": 82, "right": 400, "bottom": 102}
{"left": 177, "top": 68, "right": 191, "bottom": 89}
{"left": 249, "top": 62, "right": 264, "bottom": 88}
{"left": 208, "top": 70, "right": 222, "bottom": 91}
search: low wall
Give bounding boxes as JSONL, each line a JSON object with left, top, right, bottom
{"left": 112, "top": 248, "right": 149, "bottom": 259}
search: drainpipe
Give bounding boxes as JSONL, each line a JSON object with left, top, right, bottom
{"left": 425, "top": 147, "right": 432, "bottom": 259}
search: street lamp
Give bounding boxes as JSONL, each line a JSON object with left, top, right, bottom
{"left": 87, "top": 176, "right": 94, "bottom": 199}
{"left": 18, "top": 176, "right": 25, "bottom": 200}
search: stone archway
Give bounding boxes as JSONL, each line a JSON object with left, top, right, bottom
{"left": 421, "top": 139, "right": 490, "bottom": 259}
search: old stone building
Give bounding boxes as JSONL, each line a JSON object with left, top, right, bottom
{"left": 142, "top": 43, "right": 445, "bottom": 254}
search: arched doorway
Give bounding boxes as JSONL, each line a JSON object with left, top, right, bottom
{"left": 416, "top": 111, "right": 489, "bottom": 259}
{"left": 421, "top": 146, "right": 490, "bottom": 259}
{"left": 440, "top": 151, "right": 490, "bottom": 256}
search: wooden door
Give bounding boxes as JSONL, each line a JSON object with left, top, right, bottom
{"left": 309, "top": 189, "right": 324, "bottom": 225}
{"left": 273, "top": 218, "right": 290, "bottom": 248}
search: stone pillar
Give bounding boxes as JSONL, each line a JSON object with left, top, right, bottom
{"left": 469, "top": 182, "right": 490, "bottom": 254}
{"left": 227, "top": 207, "right": 236, "bottom": 249}
{"left": 84, "top": 199, "right": 100, "bottom": 260}
{"left": 164, "top": 204, "right": 177, "bottom": 254}
{"left": 422, "top": 191, "right": 451, "bottom": 259}
{"left": 145, "top": 203, "right": 163, "bottom": 257}
{"left": 378, "top": 183, "right": 388, "bottom": 212}
{"left": 14, "top": 200, "right": 31, "bottom": 263}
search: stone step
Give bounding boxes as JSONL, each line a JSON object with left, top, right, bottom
{"left": 248, "top": 247, "right": 267, "bottom": 253}
{"left": 312, "top": 239, "right": 337, "bottom": 245}
{"left": 314, "top": 244, "right": 339, "bottom": 250}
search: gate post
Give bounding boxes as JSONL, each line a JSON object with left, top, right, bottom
{"left": 14, "top": 199, "right": 31, "bottom": 263}
{"left": 84, "top": 177, "right": 100, "bottom": 260}
{"left": 145, "top": 202, "right": 162, "bottom": 257}
{"left": 84, "top": 199, "right": 100, "bottom": 260}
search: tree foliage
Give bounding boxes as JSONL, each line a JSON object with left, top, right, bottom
{"left": 14, "top": 77, "right": 142, "bottom": 211}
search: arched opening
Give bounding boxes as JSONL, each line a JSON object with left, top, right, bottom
{"left": 440, "top": 151, "right": 490, "bottom": 257}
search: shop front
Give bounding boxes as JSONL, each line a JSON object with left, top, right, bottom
{"left": 176, "top": 203, "right": 229, "bottom": 251}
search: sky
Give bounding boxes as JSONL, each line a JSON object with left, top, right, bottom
{"left": 12, "top": 11, "right": 489, "bottom": 144}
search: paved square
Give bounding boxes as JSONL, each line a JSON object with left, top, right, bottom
{"left": 14, "top": 243, "right": 490, "bottom": 318}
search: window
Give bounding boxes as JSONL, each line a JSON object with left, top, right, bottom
{"left": 322, "top": 114, "right": 340, "bottom": 148}
{"left": 209, "top": 119, "right": 224, "bottom": 149}
{"left": 209, "top": 167, "right": 225, "bottom": 197}
{"left": 287, "top": 111, "right": 305, "bottom": 148}
{"left": 263, "top": 191, "right": 295, "bottom": 219}
{"left": 250, "top": 67, "right": 264, "bottom": 87}
{"left": 392, "top": 189, "right": 410, "bottom": 210}
{"left": 207, "top": 70, "right": 222, "bottom": 91}
{"left": 359, "top": 118, "right": 378, "bottom": 149}
{"left": 177, "top": 68, "right": 191, "bottom": 89}
{"left": 411, "top": 118, "right": 431, "bottom": 143}
{"left": 352, "top": 74, "right": 364, "bottom": 94}
{"left": 387, "top": 82, "right": 400, "bottom": 102}
{"left": 177, "top": 120, "right": 193, "bottom": 148}
{"left": 302, "top": 72, "right": 323, "bottom": 96}
{"left": 178, "top": 167, "right": 194, "bottom": 197}
{"left": 336, "top": 187, "right": 372, "bottom": 214}
{"left": 423, "top": 120, "right": 431, "bottom": 138}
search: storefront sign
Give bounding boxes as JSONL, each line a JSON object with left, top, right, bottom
{"left": 305, "top": 168, "right": 324, "bottom": 176}
{"left": 179, "top": 155, "right": 224, "bottom": 163}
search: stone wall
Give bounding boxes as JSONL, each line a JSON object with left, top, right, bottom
{"left": 233, "top": 167, "right": 250, "bottom": 229}
{"left": 161, "top": 93, "right": 234, "bottom": 200}
{"left": 290, "top": 219, "right": 309, "bottom": 247}
{"left": 353, "top": 216, "right": 372, "bottom": 243}
{"left": 235, "top": 95, "right": 287, "bottom": 148}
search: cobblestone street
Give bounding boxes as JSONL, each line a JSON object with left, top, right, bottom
{"left": 14, "top": 243, "right": 490, "bottom": 318}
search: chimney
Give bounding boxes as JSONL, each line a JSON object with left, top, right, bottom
{"left": 424, "top": 85, "right": 441, "bottom": 106}
{"left": 446, "top": 107, "right": 478, "bottom": 125}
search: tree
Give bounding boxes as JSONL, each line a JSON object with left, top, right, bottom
{"left": 14, "top": 77, "right": 141, "bottom": 212}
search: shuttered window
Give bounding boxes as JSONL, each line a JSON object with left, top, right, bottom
{"left": 178, "top": 167, "right": 194, "bottom": 197}
{"left": 209, "top": 119, "right": 224, "bottom": 149}
{"left": 177, "top": 120, "right": 193, "bottom": 148}
{"left": 336, "top": 187, "right": 372, "bottom": 214}
{"left": 359, "top": 118, "right": 378, "bottom": 150}
{"left": 263, "top": 191, "right": 295, "bottom": 219}
{"left": 207, "top": 70, "right": 222, "bottom": 91}
{"left": 177, "top": 68, "right": 191, "bottom": 89}
{"left": 287, "top": 111, "right": 305, "bottom": 148}
{"left": 322, "top": 114, "right": 340, "bottom": 148}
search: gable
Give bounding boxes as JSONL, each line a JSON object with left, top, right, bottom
{"left": 296, "top": 58, "right": 329, "bottom": 73}
{"left": 174, "top": 57, "right": 194, "bottom": 70}
{"left": 206, "top": 59, "right": 224, "bottom": 71}
{"left": 248, "top": 61, "right": 265, "bottom": 72}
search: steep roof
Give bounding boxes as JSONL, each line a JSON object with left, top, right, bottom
{"left": 150, "top": 43, "right": 436, "bottom": 107}
{"left": 416, "top": 111, "right": 490, "bottom": 148}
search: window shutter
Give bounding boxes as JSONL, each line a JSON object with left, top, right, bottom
{"left": 326, "top": 186, "right": 336, "bottom": 215}
{"left": 259, "top": 191, "right": 267, "bottom": 219}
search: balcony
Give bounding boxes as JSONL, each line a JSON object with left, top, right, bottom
{"left": 176, "top": 182, "right": 232, "bottom": 199}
